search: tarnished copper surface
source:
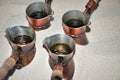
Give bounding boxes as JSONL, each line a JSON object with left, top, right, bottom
{"left": 63, "top": 23, "right": 86, "bottom": 36}
{"left": 9, "top": 39, "right": 36, "bottom": 69}
{"left": 27, "top": 16, "right": 51, "bottom": 31}
{"left": 14, "top": 46, "right": 36, "bottom": 69}
{"left": 10, "top": 41, "right": 36, "bottom": 69}
{"left": 62, "top": 20, "right": 88, "bottom": 45}
{"left": 72, "top": 33, "right": 88, "bottom": 45}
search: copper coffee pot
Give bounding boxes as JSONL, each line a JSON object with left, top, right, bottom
{"left": 26, "top": 0, "right": 54, "bottom": 31}
{"left": 5, "top": 26, "right": 36, "bottom": 69}
{"left": 62, "top": 0, "right": 100, "bottom": 45}
{"left": 0, "top": 26, "right": 36, "bottom": 79}
{"left": 43, "top": 34, "right": 75, "bottom": 80}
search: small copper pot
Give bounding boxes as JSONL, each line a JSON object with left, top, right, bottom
{"left": 26, "top": 1, "right": 54, "bottom": 31}
{"left": 62, "top": 10, "right": 90, "bottom": 45}
{"left": 43, "top": 34, "right": 75, "bottom": 80}
{"left": 5, "top": 26, "right": 36, "bottom": 69}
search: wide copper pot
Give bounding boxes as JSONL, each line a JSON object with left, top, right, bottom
{"left": 43, "top": 34, "right": 75, "bottom": 80}
{"left": 5, "top": 26, "right": 36, "bottom": 69}
{"left": 62, "top": 10, "right": 90, "bottom": 45}
{"left": 26, "top": 1, "right": 54, "bottom": 31}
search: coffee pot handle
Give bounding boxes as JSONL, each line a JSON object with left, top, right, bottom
{"left": 84, "top": 0, "right": 100, "bottom": 16}
{"left": 93, "top": 0, "right": 100, "bottom": 4}
{"left": 0, "top": 52, "right": 19, "bottom": 80}
{"left": 51, "top": 65, "right": 64, "bottom": 80}
{"left": 45, "top": 0, "right": 53, "bottom": 7}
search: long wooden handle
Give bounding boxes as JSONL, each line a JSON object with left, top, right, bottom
{"left": 51, "top": 65, "right": 64, "bottom": 80}
{"left": 93, "top": 0, "right": 100, "bottom": 4}
{"left": 84, "top": 0, "right": 100, "bottom": 16}
{"left": 0, "top": 52, "right": 19, "bottom": 80}
{"left": 51, "top": 70, "right": 63, "bottom": 80}
{"left": 45, "top": 0, "right": 53, "bottom": 7}
{"left": 86, "top": 0, "right": 100, "bottom": 10}
{"left": 0, "top": 57, "right": 16, "bottom": 80}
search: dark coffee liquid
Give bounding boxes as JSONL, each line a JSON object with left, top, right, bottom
{"left": 50, "top": 43, "right": 72, "bottom": 55}
{"left": 13, "top": 35, "right": 33, "bottom": 45}
{"left": 66, "top": 19, "right": 84, "bottom": 28}
{"left": 30, "top": 11, "right": 48, "bottom": 19}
